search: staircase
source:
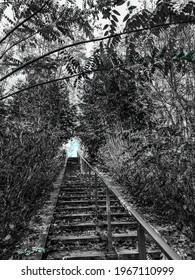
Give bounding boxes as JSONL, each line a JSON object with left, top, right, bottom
{"left": 44, "top": 157, "right": 162, "bottom": 260}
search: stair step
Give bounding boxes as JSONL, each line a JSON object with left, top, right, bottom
{"left": 61, "top": 188, "right": 104, "bottom": 191}
{"left": 113, "top": 232, "right": 137, "bottom": 239}
{"left": 54, "top": 213, "right": 131, "bottom": 219}
{"left": 61, "top": 189, "right": 89, "bottom": 192}
{"left": 50, "top": 234, "right": 100, "bottom": 243}
{"left": 57, "top": 205, "right": 124, "bottom": 211}
{"left": 57, "top": 200, "right": 118, "bottom": 205}
{"left": 50, "top": 231, "right": 137, "bottom": 244}
{"left": 47, "top": 250, "right": 105, "bottom": 260}
{"left": 52, "top": 221, "right": 137, "bottom": 230}
{"left": 60, "top": 191, "right": 105, "bottom": 195}
{"left": 58, "top": 195, "right": 115, "bottom": 200}
{"left": 116, "top": 248, "right": 162, "bottom": 260}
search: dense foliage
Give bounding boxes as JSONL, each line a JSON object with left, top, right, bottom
{"left": 1, "top": 0, "right": 195, "bottom": 258}
{"left": 0, "top": 0, "right": 82, "bottom": 257}
{"left": 78, "top": 0, "right": 195, "bottom": 238}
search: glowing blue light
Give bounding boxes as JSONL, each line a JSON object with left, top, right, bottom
{"left": 67, "top": 138, "right": 80, "bottom": 157}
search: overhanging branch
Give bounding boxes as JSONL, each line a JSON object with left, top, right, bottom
{"left": 0, "top": 68, "right": 110, "bottom": 101}
{"left": 0, "top": 18, "right": 195, "bottom": 83}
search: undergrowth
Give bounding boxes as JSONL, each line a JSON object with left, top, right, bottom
{"left": 97, "top": 128, "right": 195, "bottom": 240}
{"left": 0, "top": 119, "right": 65, "bottom": 259}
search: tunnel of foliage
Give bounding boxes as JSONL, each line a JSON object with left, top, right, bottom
{"left": 0, "top": 0, "right": 195, "bottom": 258}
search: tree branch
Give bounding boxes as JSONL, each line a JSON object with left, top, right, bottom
{"left": 0, "top": 68, "right": 110, "bottom": 101}
{"left": 0, "top": 19, "right": 195, "bottom": 83}
{"left": 0, "top": 31, "right": 39, "bottom": 59}
{"left": 0, "top": 4, "right": 70, "bottom": 59}
{"left": 0, "top": 0, "right": 51, "bottom": 45}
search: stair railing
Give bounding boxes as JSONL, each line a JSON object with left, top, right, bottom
{"left": 77, "top": 153, "right": 181, "bottom": 260}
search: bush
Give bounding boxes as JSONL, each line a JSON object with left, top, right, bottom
{"left": 98, "top": 127, "right": 195, "bottom": 238}
{"left": 0, "top": 118, "right": 65, "bottom": 257}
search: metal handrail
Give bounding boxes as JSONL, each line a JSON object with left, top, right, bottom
{"left": 77, "top": 152, "right": 181, "bottom": 260}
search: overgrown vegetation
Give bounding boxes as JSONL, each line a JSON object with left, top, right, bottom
{"left": 78, "top": 0, "right": 195, "bottom": 239}
{"left": 0, "top": 0, "right": 81, "bottom": 257}
{"left": 1, "top": 0, "right": 195, "bottom": 258}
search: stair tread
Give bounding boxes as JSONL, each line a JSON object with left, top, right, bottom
{"left": 50, "top": 234, "right": 100, "bottom": 241}
{"left": 48, "top": 250, "right": 105, "bottom": 259}
{"left": 58, "top": 200, "right": 118, "bottom": 204}
{"left": 113, "top": 232, "right": 137, "bottom": 238}
{"left": 54, "top": 213, "right": 129, "bottom": 218}
{"left": 57, "top": 221, "right": 137, "bottom": 227}
{"left": 116, "top": 248, "right": 161, "bottom": 254}
{"left": 58, "top": 205, "right": 123, "bottom": 210}
{"left": 60, "top": 195, "right": 113, "bottom": 199}
{"left": 50, "top": 231, "right": 137, "bottom": 242}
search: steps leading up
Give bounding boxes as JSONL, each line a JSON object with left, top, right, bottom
{"left": 44, "top": 157, "right": 161, "bottom": 260}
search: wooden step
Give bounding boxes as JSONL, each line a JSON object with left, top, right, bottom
{"left": 58, "top": 195, "right": 115, "bottom": 200}
{"left": 60, "top": 190, "right": 88, "bottom": 194}
{"left": 113, "top": 232, "right": 137, "bottom": 240}
{"left": 60, "top": 188, "right": 104, "bottom": 191}
{"left": 60, "top": 191, "right": 105, "bottom": 195}
{"left": 57, "top": 205, "right": 124, "bottom": 211}
{"left": 115, "top": 248, "right": 162, "bottom": 260}
{"left": 47, "top": 250, "right": 105, "bottom": 260}
{"left": 51, "top": 221, "right": 137, "bottom": 230}
{"left": 54, "top": 213, "right": 131, "bottom": 219}
{"left": 57, "top": 200, "right": 119, "bottom": 205}
{"left": 50, "top": 231, "right": 137, "bottom": 244}
{"left": 50, "top": 234, "right": 100, "bottom": 244}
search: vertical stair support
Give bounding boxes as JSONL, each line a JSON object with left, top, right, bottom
{"left": 84, "top": 161, "right": 87, "bottom": 183}
{"left": 95, "top": 173, "right": 98, "bottom": 216}
{"left": 80, "top": 155, "right": 84, "bottom": 180}
{"left": 106, "top": 187, "right": 112, "bottom": 252}
{"left": 89, "top": 169, "right": 91, "bottom": 188}
{"left": 88, "top": 166, "right": 91, "bottom": 188}
{"left": 137, "top": 224, "right": 147, "bottom": 260}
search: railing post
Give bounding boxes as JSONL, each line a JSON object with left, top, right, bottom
{"left": 84, "top": 161, "right": 87, "bottom": 182}
{"left": 80, "top": 157, "right": 84, "bottom": 179}
{"left": 137, "top": 224, "right": 147, "bottom": 259}
{"left": 89, "top": 169, "right": 91, "bottom": 187}
{"left": 94, "top": 173, "right": 98, "bottom": 216}
{"left": 106, "top": 187, "right": 112, "bottom": 252}
{"left": 88, "top": 167, "right": 91, "bottom": 187}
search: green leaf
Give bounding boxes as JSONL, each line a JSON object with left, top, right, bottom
{"left": 36, "top": 247, "right": 45, "bottom": 253}
{"left": 16, "top": 249, "right": 25, "bottom": 255}
{"left": 182, "top": 51, "right": 195, "bottom": 61}
{"left": 177, "top": 50, "right": 185, "bottom": 58}
{"left": 25, "top": 250, "right": 32, "bottom": 256}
